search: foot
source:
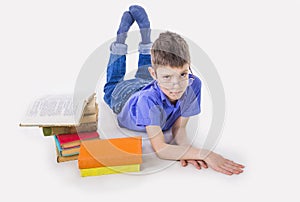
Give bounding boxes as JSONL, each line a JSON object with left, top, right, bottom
{"left": 129, "top": 5, "right": 151, "bottom": 44}
{"left": 129, "top": 5, "right": 150, "bottom": 29}
{"left": 116, "top": 11, "right": 135, "bottom": 44}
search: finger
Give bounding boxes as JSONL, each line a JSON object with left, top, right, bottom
{"left": 187, "top": 160, "right": 201, "bottom": 170}
{"left": 197, "top": 160, "right": 208, "bottom": 169}
{"left": 222, "top": 164, "right": 243, "bottom": 174}
{"left": 213, "top": 166, "right": 233, "bottom": 176}
{"left": 188, "top": 160, "right": 201, "bottom": 170}
{"left": 226, "top": 163, "right": 244, "bottom": 174}
{"left": 181, "top": 160, "right": 187, "bottom": 167}
{"left": 226, "top": 159, "right": 245, "bottom": 168}
{"left": 225, "top": 161, "right": 244, "bottom": 173}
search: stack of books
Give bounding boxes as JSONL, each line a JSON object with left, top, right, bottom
{"left": 48, "top": 97, "right": 99, "bottom": 162}
{"left": 20, "top": 93, "right": 100, "bottom": 163}
{"left": 78, "top": 136, "right": 143, "bottom": 177}
{"left": 20, "top": 93, "right": 145, "bottom": 177}
{"left": 54, "top": 131, "right": 100, "bottom": 163}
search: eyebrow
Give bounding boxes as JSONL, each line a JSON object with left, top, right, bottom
{"left": 181, "top": 69, "right": 189, "bottom": 73}
{"left": 159, "top": 69, "right": 189, "bottom": 75}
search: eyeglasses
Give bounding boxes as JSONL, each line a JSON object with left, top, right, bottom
{"left": 155, "top": 66, "right": 195, "bottom": 89}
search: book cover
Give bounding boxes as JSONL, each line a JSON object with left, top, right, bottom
{"left": 57, "top": 131, "right": 99, "bottom": 149}
{"left": 78, "top": 136, "right": 143, "bottom": 169}
{"left": 55, "top": 146, "right": 78, "bottom": 163}
{"left": 79, "top": 164, "right": 140, "bottom": 177}
{"left": 54, "top": 135, "right": 80, "bottom": 156}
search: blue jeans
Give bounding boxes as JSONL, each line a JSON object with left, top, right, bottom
{"left": 103, "top": 42, "right": 153, "bottom": 114}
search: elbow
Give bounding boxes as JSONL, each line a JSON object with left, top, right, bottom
{"left": 155, "top": 151, "right": 171, "bottom": 160}
{"left": 155, "top": 150, "right": 170, "bottom": 160}
{"left": 151, "top": 143, "right": 176, "bottom": 160}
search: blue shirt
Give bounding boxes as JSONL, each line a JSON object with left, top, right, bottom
{"left": 117, "top": 75, "right": 201, "bottom": 132}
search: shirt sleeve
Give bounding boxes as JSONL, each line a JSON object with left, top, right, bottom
{"left": 181, "top": 76, "right": 202, "bottom": 117}
{"left": 135, "top": 96, "right": 163, "bottom": 127}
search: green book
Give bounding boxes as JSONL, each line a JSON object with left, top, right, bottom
{"left": 42, "top": 122, "right": 97, "bottom": 136}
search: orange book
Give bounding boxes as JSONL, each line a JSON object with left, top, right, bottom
{"left": 78, "top": 136, "right": 142, "bottom": 169}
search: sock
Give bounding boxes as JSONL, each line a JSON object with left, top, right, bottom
{"left": 140, "top": 28, "right": 151, "bottom": 44}
{"left": 129, "top": 5, "right": 151, "bottom": 44}
{"left": 116, "top": 11, "right": 134, "bottom": 44}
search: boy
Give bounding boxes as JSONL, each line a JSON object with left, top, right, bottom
{"left": 103, "top": 5, "right": 244, "bottom": 175}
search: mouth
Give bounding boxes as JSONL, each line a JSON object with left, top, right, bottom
{"left": 169, "top": 91, "right": 183, "bottom": 96}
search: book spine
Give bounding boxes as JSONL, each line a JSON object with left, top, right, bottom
{"left": 57, "top": 155, "right": 78, "bottom": 163}
{"left": 42, "top": 123, "right": 98, "bottom": 136}
{"left": 55, "top": 144, "right": 78, "bottom": 163}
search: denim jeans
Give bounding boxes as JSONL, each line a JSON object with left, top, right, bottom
{"left": 103, "top": 42, "right": 153, "bottom": 114}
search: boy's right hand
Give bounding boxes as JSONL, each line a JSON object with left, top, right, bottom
{"left": 203, "top": 152, "right": 245, "bottom": 175}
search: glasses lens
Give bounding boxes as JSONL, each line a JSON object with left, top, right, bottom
{"left": 159, "top": 78, "right": 193, "bottom": 89}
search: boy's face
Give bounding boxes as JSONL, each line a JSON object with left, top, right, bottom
{"left": 150, "top": 64, "right": 190, "bottom": 103}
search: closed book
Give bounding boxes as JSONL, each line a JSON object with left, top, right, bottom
{"left": 55, "top": 147, "right": 78, "bottom": 163}
{"left": 78, "top": 136, "right": 143, "bottom": 169}
{"left": 80, "top": 164, "right": 140, "bottom": 177}
{"left": 84, "top": 100, "right": 98, "bottom": 115}
{"left": 80, "top": 113, "right": 97, "bottom": 124}
{"left": 42, "top": 122, "right": 98, "bottom": 136}
{"left": 54, "top": 135, "right": 80, "bottom": 156}
{"left": 57, "top": 132, "right": 99, "bottom": 149}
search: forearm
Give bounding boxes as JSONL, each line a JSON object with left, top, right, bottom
{"left": 172, "top": 127, "right": 190, "bottom": 146}
{"left": 147, "top": 125, "right": 209, "bottom": 161}
{"left": 155, "top": 143, "right": 207, "bottom": 160}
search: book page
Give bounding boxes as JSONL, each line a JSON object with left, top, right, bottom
{"left": 20, "top": 93, "right": 95, "bottom": 127}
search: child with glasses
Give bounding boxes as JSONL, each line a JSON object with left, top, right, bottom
{"left": 103, "top": 5, "right": 244, "bottom": 175}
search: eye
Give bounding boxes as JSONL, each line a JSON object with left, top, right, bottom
{"left": 181, "top": 73, "right": 188, "bottom": 77}
{"left": 162, "top": 75, "right": 171, "bottom": 80}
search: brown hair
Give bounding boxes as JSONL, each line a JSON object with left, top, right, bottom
{"left": 151, "top": 31, "right": 190, "bottom": 68}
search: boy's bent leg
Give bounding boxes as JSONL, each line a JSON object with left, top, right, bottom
{"left": 103, "top": 42, "right": 128, "bottom": 107}
{"left": 111, "top": 79, "right": 149, "bottom": 114}
{"left": 135, "top": 43, "right": 153, "bottom": 81}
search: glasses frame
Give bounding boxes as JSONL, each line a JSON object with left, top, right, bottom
{"left": 154, "top": 66, "right": 195, "bottom": 89}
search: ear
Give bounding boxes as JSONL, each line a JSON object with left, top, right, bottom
{"left": 148, "top": 67, "right": 157, "bottom": 80}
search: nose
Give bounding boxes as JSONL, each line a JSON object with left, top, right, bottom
{"left": 172, "top": 81, "right": 181, "bottom": 88}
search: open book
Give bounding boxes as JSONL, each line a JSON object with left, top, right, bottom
{"left": 20, "top": 93, "right": 96, "bottom": 127}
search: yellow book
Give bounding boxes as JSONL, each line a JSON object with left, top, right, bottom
{"left": 80, "top": 164, "right": 140, "bottom": 177}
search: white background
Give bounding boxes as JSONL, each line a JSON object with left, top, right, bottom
{"left": 1, "top": 0, "right": 300, "bottom": 201}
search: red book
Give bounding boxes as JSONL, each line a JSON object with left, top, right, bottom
{"left": 56, "top": 132, "right": 99, "bottom": 149}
